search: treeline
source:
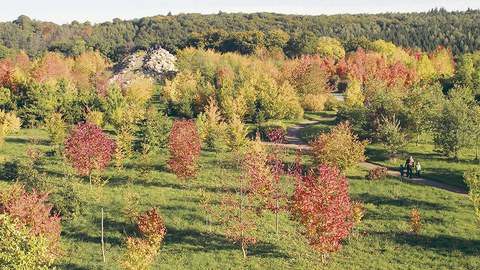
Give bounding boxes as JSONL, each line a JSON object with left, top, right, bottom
{"left": 1, "top": 9, "right": 480, "bottom": 61}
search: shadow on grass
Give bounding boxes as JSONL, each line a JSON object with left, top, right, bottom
{"left": 393, "top": 233, "right": 480, "bottom": 255}
{"left": 355, "top": 193, "right": 453, "bottom": 211}
{"left": 5, "top": 137, "right": 50, "bottom": 146}
{"left": 165, "top": 227, "right": 290, "bottom": 258}
{"left": 56, "top": 263, "right": 91, "bottom": 270}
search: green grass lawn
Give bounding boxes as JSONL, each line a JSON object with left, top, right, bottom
{"left": 1, "top": 129, "right": 479, "bottom": 269}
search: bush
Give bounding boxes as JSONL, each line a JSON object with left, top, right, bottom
{"left": 0, "top": 214, "right": 54, "bottom": 269}
{"left": 309, "top": 121, "right": 369, "bottom": 172}
{"left": 365, "top": 167, "right": 388, "bottom": 180}
{"left": 120, "top": 207, "right": 167, "bottom": 270}
{"left": 0, "top": 109, "right": 21, "bottom": 143}
{"left": 258, "top": 121, "right": 287, "bottom": 141}
{"left": 0, "top": 187, "right": 62, "bottom": 261}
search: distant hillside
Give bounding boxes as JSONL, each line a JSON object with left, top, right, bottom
{"left": 1, "top": 9, "right": 479, "bottom": 61}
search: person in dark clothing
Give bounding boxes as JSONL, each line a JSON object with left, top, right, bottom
{"left": 405, "top": 156, "right": 414, "bottom": 178}
{"left": 399, "top": 164, "right": 405, "bottom": 178}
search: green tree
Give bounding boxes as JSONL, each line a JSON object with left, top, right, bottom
{"left": 433, "top": 86, "right": 475, "bottom": 159}
{"left": 374, "top": 115, "right": 408, "bottom": 159}
{"left": 464, "top": 170, "right": 480, "bottom": 222}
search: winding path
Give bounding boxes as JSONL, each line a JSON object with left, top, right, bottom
{"left": 276, "top": 117, "right": 468, "bottom": 196}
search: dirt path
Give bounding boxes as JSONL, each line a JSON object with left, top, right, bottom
{"left": 271, "top": 118, "right": 468, "bottom": 196}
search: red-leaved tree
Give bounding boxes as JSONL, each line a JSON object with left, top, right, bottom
{"left": 64, "top": 121, "right": 115, "bottom": 187}
{"left": 290, "top": 164, "right": 354, "bottom": 253}
{"left": 167, "top": 119, "right": 202, "bottom": 181}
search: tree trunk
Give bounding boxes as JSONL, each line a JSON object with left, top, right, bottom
{"left": 89, "top": 173, "right": 92, "bottom": 189}
{"left": 476, "top": 140, "right": 478, "bottom": 161}
{"left": 101, "top": 207, "right": 106, "bottom": 262}
{"left": 241, "top": 242, "right": 247, "bottom": 258}
{"left": 275, "top": 202, "right": 279, "bottom": 235}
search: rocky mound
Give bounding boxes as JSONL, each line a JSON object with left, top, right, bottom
{"left": 111, "top": 47, "right": 177, "bottom": 84}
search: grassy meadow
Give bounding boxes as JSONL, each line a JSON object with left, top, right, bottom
{"left": 1, "top": 125, "right": 479, "bottom": 269}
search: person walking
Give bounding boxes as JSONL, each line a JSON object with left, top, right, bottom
{"left": 415, "top": 161, "right": 422, "bottom": 177}
{"left": 405, "top": 156, "right": 414, "bottom": 179}
{"left": 399, "top": 164, "right": 405, "bottom": 178}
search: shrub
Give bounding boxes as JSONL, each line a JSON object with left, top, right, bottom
{"left": 365, "top": 167, "right": 388, "bottom": 180}
{"left": 258, "top": 121, "right": 287, "bottom": 141}
{"left": 84, "top": 109, "right": 104, "bottom": 127}
{"left": 120, "top": 208, "right": 167, "bottom": 270}
{"left": 167, "top": 119, "right": 202, "bottom": 181}
{"left": 0, "top": 187, "right": 62, "bottom": 261}
{"left": 0, "top": 109, "right": 21, "bottom": 143}
{"left": 351, "top": 201, "right": 366, "bottom": 225}
{"left": 0, "top": 214, "right": 54, "bottom": 269}
{"left": 409, "top": 208, "right": 422, "bottom": 233}
{"left": 309, "top": 121, "right": 369, "bottom": 172}
{"left": 136, "top": 208, "right": 167, "bottom": 245}
{"left": 291, "top": 164, "right": 354, "bottom": 252}
{"left": 48, "top": 177, "right": 86, "bottom": 220}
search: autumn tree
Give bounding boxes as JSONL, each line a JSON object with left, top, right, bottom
{"left": 219, "top": 191, "right": 258, "bottom": 258}
{"left": 309, "top": 121, "right": 369, "bottom": 172}
{"left": 120, "top": 208, "right": 167, "bottom": 270}
{"left": 0, "top": 186, "right": 62, "bottom": 266}
{"left": 290, "top": 164, "right": 354, "bottom": 253}
{"left": 0, "top": 109, "right": 21, "bottom": 144}
{"left": 167, "top": 119, "right": 202, "bottom": 181}
{"left": 64, "top": 121, "right": 115, "bottom": 187}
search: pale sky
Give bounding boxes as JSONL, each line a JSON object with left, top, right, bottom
{"left": 1, "top": 0, "right": 479, "bottom": 24}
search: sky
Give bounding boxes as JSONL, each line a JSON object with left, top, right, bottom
{"left": 2, "top": 0, "right": 480, "bottom": 24}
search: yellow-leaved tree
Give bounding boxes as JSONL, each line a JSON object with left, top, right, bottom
{"left": 309, "top": 121, "right": 369, "bottom": 172}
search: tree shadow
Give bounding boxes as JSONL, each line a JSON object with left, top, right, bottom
{"left": 5, "top": 137, "right": 50, "bottom": 146}
{"left": 165, "top": 227, "right": 290, "bottom": 258}
{"left": 354, "top": 193, "right": 453, "bottom": 211}
{"left": 392, "top": 232, "right": 480, "bottom": 255}
{"left": 55, "top": 263, "right": 91, "bottom": 270}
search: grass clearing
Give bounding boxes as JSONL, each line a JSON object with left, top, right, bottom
{"left": 0, "top": 128, "right": 479, "bottom": 269}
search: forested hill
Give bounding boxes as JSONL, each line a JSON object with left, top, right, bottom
{"left": 1, "top": 9, "right": 479, "bottom": 61}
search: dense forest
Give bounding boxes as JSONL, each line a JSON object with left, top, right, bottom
{"left": 1, "top": 8, "right": 480, "bottom": 61}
